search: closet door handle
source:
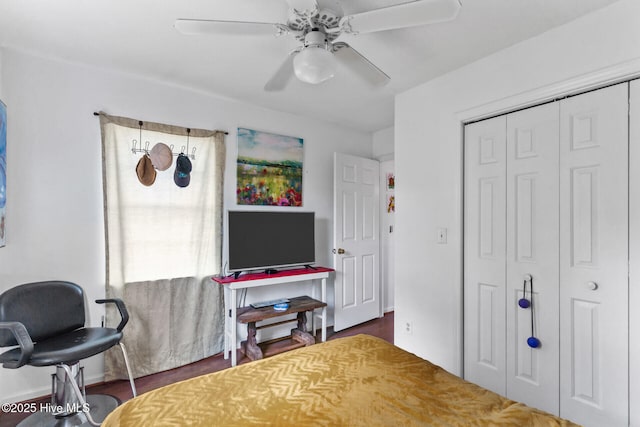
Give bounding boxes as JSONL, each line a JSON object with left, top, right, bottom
{"left": 587, "top": 281, "right": 598, "bottom": 291}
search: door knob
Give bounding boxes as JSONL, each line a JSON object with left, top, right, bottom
{"left": 587, "top": 281, "right": 598, "bottom": 291}
{"left": 333, "top": 248, "right": 346, "bottom": 254}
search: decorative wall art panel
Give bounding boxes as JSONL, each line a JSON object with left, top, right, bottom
{"left": 236, "top": 127, "right": 303, "bottom": 206}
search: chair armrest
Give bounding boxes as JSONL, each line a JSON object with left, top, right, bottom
{"left": 96, "top": 298, "right": 129, "bottom": 332}
{"left": 0, "top": 322, "right": 34, "bottom": 369}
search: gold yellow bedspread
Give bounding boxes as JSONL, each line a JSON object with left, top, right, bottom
{"left": 103, "top": 334, "right": 579, "bottom": 426}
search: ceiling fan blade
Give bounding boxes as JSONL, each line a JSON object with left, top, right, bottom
{"left": 264, "top": 48, "right": 301, "bottom": 92}
{"left": 333, "top": 42, "right": 390, "bottom": 87}
{"left": 340, "top": 0, "right": 461, "bottom": 35}
{"left": 284, "top": 0, "right": 318, "bottom": 12}
{"left": 174, "top": 19, "right": 284, "bottom": 36}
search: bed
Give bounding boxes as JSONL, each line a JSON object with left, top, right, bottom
{"left": 102, "top": 334, "right": 578, "bottom": 426}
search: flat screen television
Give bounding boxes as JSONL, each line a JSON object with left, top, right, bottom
{"left": 227, "top": 211, "right": 315, "bottom": 275}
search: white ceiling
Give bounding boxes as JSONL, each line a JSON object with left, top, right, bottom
{"left": 0, "top": 0, "right": 621, "bottom": 133}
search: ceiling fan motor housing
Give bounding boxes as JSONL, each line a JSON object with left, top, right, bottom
{"left": 303, "top": 29, "right": 329, "bottom": 48}
{"left": 288, "top": 8, "right": 340, "bottom": 42}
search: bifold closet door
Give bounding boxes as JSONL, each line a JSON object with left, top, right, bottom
{"left": 465, "top": 82, "right": 630, "bottom": 426}
{"left": 559, "top": 83, "right": 628, "bottom": 427}
{"left": 463, "top": 115, "right": 507, "bottom": 396}
{"left": 464, "top": 105, "right": 561, "bottom": 411}
{"left": 505, "top": 102, "right": 560, "bottom": 415}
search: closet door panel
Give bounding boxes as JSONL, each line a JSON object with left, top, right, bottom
{"left": 464, "top": 116, "right": 507, "bottom": 395}
{"left": 506, "top": 102, "right": 560, "bottom": 415}
{"left": 559, "top": 83, "right": 628, "bottom": 427}
{"left": 629, "top": 79, "right": 640, "bottom": 427}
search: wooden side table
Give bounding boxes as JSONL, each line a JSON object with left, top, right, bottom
{"left": 237, "top": 296, "right": 327, "bottom": 361}
{"left": 212, "top": 266, "right": 334, "bottom": 366}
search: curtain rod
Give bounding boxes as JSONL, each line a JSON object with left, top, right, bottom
{"left": 93, "top": 112, "right": 229, "bottom": 135}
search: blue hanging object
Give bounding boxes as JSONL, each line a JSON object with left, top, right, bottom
{"left": 518, "top": 275, "right": 531, "bottom": 308}
{"left": 519, "top": 274, "right": 540, "bottom": 349}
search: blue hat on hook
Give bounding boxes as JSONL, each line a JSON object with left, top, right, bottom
{"left": 174, "top": 153, "right": 192, "bottom": 188}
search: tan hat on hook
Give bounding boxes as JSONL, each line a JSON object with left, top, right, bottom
{"left": 136, "top": 154, "right": 156, "bottom": 186}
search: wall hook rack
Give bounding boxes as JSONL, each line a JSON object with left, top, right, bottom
{"left": 131, "top": 121, "right": 196, "bottom": 161}
{"left": 131, "top": 140, "right": 196, "bottom": 160}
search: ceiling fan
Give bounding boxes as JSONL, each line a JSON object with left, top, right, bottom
{"left": 174, "top": 0, "right": 462, "bottom": 91}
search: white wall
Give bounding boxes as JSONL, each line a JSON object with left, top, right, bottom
{"left": 373, "top": 126, "right": 394, "bottom": 160}
{"left": 0, "top": 48, "right": 372, "bottom": 403}
{"left": 394, "top": 0, "right": 640, "bottom": 376}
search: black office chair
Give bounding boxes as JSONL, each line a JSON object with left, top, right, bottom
{"left": 0, "top": 281, "right": 137, "bottom": 426}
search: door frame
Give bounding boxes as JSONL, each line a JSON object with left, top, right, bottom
{"left": 379, "top": 158, "right": 395, "bottom": 313}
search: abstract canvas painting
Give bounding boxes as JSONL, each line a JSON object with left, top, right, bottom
{"left": 0, "top": 100, "right": 6, "bottom": 247}
{"left": 236, "top": 127, "right": 303, "bottom": 206}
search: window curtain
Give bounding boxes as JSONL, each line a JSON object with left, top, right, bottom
{"left": 99, "top": 112, "right": 226, "bottom": 380}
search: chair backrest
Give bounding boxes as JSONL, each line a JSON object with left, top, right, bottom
{"left": 0, "top": 281, "right": 86, "bottom": 346}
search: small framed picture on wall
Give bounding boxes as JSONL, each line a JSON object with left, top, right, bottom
{"left": 387, "top": 195, "right": 395, "bottom": 213}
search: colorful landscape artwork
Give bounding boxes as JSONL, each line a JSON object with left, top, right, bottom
{"left": 236, "top": 127, "right": 303, "bottom": 206}
{"left": 0, "top": 100, "right": 6, "bottom": 247}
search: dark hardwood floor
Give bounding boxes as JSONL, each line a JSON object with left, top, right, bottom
{"left": 0, "top": 312, "right": 393, "bottom": 427}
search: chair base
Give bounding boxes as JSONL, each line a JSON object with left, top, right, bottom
{"left": 17, "top": 394, "right": 119, "bottom": 427}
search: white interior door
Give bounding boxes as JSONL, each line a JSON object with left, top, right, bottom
{"left": 559, "top": 83, "right": 628, "bottom": 426}
{"left": 505, "top": 102, "right": 560, "bottom": 414}
{"left": 463, "top": 115, "right": 507, "bottom": 395}
{"left": 333, "top": 153, "right": 380, "bottom": 332}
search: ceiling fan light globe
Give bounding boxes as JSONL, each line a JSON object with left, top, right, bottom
{"left": 293, "top": 47, "right": 336, "bottom": 84}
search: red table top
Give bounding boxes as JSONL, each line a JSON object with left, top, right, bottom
{"left": 212, "top": 266, "right": 334, "bottom": 284}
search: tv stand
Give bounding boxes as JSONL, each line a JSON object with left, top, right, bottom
{"left": 212, "top": 267, "right": 334, "bottom": 367}
{"left": 232, "top": 268, "right": 290, "bottom": 278}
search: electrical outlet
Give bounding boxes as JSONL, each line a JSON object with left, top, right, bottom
{"left": 404, "top": 320, "right": 413, "bottom": 335}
